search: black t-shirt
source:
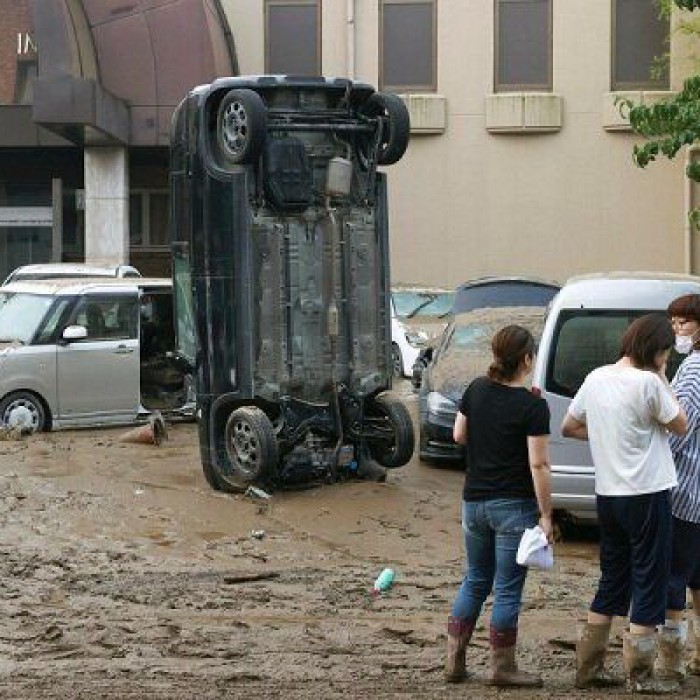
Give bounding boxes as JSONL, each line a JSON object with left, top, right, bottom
{"left": 459, "top": 376, "right": 550, "bottom": 501}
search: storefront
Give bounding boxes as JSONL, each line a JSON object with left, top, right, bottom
{"left": 0, "top": 0, "right": 237, "bottom": 281}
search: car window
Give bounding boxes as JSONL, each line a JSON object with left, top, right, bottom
{"left": 34, "top": 299, "right": 73, "bottom": 344}
{"left": 545, "top": 310, "right": 680, "bottom": 398}
{"left": 0, "top": 292, "right": 55, "bottom": 344}
{"left": 173, "top": 247, "right": 196, "bottom": 364}
{"left": 414, "top": 292, "right": 454, "bottom": 317}
{"left": 72, "top": 296, "right": 138, "bottom": 341}
{"left": 452, "top": 281, "right": 559, "bottom": 314}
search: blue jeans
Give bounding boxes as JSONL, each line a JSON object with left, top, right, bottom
{"left": 451, "top": 498, "right": 538, "bottom": 630}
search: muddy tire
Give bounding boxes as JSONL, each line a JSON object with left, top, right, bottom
{"left": 216, "top": 89, "right": 267, "bottom": 166}
{"left": 223, "top": 406, "right": 279, "bottom": 486}
{"left": 392, "top": 343, "right": 404, "bottom": 378}
{"left": 0, "top": 391, "right": 47, "bottom": 433}
{"left": 366, "top": 392, "right": 414, "bottom": 468}
{"left": 358, "top": 92, "right": 410, "bottom": 168}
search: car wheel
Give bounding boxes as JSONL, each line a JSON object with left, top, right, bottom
{"left": 215, "top": 89, "right": 268, "bottom": 166}
{"left": 357, "top": 92, "right": 411, "bottom": 169}
{"left": 0, "top": 391, "right": 47, "bottom": 433}
{"left": 391, "top": 343, "right": 404, "bottom": 378}
{"left": 365, "top": 392, "right": 414, "bottom": 468}
{"left": 222, "top": 406, "right": 279, "bottom": 487}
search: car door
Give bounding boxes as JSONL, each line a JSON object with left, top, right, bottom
{"left": 56, "top": 292, "right": 140, "bottom": 425}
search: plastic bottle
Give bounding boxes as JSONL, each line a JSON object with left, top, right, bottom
{"left": 373, "top": 567, "right": 395, "bottom": 595}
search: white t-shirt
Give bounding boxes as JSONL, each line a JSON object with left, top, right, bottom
{"left": 568, "top": 365, "right": 679, "bottom": 496}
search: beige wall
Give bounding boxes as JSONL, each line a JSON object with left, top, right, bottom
{"left": 221, "top": 0, "right": 690, "bottom": 288}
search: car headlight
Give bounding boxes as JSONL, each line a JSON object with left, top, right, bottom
{"left": 405, "top": 329, "right": 428, "bottom": 347}
{"left": 427, "top": 391, "right": 457, "bottom": 417}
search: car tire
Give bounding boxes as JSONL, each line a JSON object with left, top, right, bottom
{"left": 391, "top": 343, "right": 404, "bottom": 378}
{"left": 0, "top": 391, "right": 48, "bottom": 433}
{"left": 216, "top": 89, "right": 268, "bottom": 166}
{"left": 357, "top": 92, "right": 411, "bottom": 169}
{"left": 366, "top": 392, "right": 414, "bottom": 468}
{"left": 223, "top": 406, "right": 279, "bottom": 486}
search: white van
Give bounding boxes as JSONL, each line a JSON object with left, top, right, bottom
{"left": 532, "top": 272, "right": 700, "bottom": 521}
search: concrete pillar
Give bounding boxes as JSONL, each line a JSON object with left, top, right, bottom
{"left": 84, "top": 147, "right": 129, "bottom": 264}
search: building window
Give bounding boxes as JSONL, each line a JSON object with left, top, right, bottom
{"left": 265, "top": 0, "right": 320, "bottom": 76}
{"left": 612, "top": 0, "right": 669, "bottom": 90}
{"left": 495, "top": 0, "right": 552, "bottom": 92}
{"left": 130, "top": 191, "right": 169, "bottom": 249}
{"left": 380, "top": 0, "right": 436, "bottom": 92}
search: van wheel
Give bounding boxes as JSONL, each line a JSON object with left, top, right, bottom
{"left": 357, "top": 92, "right": 410, "bottom": 168}
{"left": 365, "top": 392, "right": 414, "bottom": 468}
{"left": 223, "top": 406, "right": 279, "bottom": 486}
{"left": 216, "top": 89, "right": 268, "bottom": 166}
{"left": 392, "top": 343, "right": 404, "bottom": 377}
{"left": 0, "top": 391, "right": 47, "bottom": 433}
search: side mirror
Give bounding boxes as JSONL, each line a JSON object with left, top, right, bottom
{"left": 61, "top": 325, "right": 88, "bottom": 343}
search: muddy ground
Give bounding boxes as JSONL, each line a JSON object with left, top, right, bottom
{"left": 0, "top": 382, "right": 697, "bottom": 699}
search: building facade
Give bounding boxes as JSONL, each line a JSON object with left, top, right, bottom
{"left": 224, "top": 0, "right": 695, "bottom": 287}
{"left": 0, "top": 0, "right": 236, "bottom": 281}
{"left": 0, "top": 1, "right": 697, "bottom": 287}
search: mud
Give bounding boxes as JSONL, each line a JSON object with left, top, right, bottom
{"left": 0, "top": 383, "right": 696, "bottom": 699}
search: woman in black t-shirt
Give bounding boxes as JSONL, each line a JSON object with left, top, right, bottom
{"left": 444, "top": 325, "right": 552, "bottom": 687}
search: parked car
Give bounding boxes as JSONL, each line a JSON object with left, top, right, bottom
{"left": 3, "top": 263, "right": 141, "bottom": 286}
{"left": 412, "top": 277, "right": 560, "bottom": 390}
{"left": 533, "top": 272, "right": 700, "bottom": 521}
{"left": 391, "top": 287, "right": 453, "bottom": 377}
{"left": 0, "top": 277, "right": 193, "bottom": 433}
{"left": 419, "top": 305, "right": 547, "bottom": 462}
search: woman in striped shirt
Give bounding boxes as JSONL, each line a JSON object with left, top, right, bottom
{"left": 663, "top": 294, "right": 700, "bottom": 681}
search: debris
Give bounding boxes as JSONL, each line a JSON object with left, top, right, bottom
{"left": 0, "top": 426, "right": 26, "bottom": 441}
{"left": 222, "top": 572, "right": 280, "bottom": 585}
{"left": 372, "top": 567, "right": 395, "bottom": 595}
{"left": 251, "top": 530, "right": 266, "bottom": 540}
{"left": 244, "top": 486, "right": 272, "bottom": 501}
{"left": 118, "top": 412, "right": 168, "bottom": 446}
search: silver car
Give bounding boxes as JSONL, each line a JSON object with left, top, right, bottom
{"left": 0, "top": 278, "right": 193, "bottom": 432}
{"left": 533, "top": 272, "right": 700, "bottom": 521}
{"left": 3, "top": 263, "right": 141, "bottom": 286}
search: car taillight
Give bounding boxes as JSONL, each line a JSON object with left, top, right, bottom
{"left": 531, "top": 386, "right": 541, "bottom": 397}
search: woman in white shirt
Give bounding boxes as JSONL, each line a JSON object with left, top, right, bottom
{"left": 562, "top": 313, "right": 687, "bottom": 695}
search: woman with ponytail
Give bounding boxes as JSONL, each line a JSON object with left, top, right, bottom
{"left": 445, "top": 325, "right": 552, "bottom": 687}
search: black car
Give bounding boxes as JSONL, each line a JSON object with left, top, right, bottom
{"left": 418, "top": 279, "right": 560, "bottom": 463}
{"left": 169, "top": 76, "right": 415, "bottom": 490}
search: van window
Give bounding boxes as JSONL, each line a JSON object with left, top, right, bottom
{"left": 546, "top": 310, "right": 681, "bottom": 398}
{"left": 72, "top": 296, "right": 138, "bottom": 341}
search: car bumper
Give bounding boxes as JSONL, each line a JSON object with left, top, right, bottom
{"left": 551, "top": 465, "right": 596, "bottom": 521}
{"left": 420, "top": 415, "right": 463, "bottom": 462}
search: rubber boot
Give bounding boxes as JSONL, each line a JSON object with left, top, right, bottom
{"left": 656, "top": 624, "right": 685, "bottom": 682}
{"left": 444, "top": 616, "right": 475, "bottom": 683}
{"left": 575, "top": 621, "right": 624, "bottom": 688}
{"left": 623, "top": 631, "right": 679, "bottom": 694}
{"left": 486, "top": 626, "right": 542, "bottom": 687}
{"left": 690, "top": 616, "right": 700, "bottom": 676}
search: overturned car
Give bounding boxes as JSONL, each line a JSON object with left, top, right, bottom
{"left": 169, "top": 76, "right": 414, "bottom": 491}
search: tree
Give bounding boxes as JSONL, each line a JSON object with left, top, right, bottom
{"left": 625, "top": 0, "right": 700, "bottom": 222}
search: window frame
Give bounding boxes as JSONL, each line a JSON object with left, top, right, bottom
{"left": 264, "top": 0, "right": 322, "bottom": 76}
{"left": 611, "top": 0, "right": 670, "bottom": 91}
{"left": 129, "top": 189, "right": 169, "bottom": 251}
{"left": 494, "top": 0, "right": 553, "bottom": 93}
{"left": 379, "top": 0, "right": 438, "bottom": 93}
